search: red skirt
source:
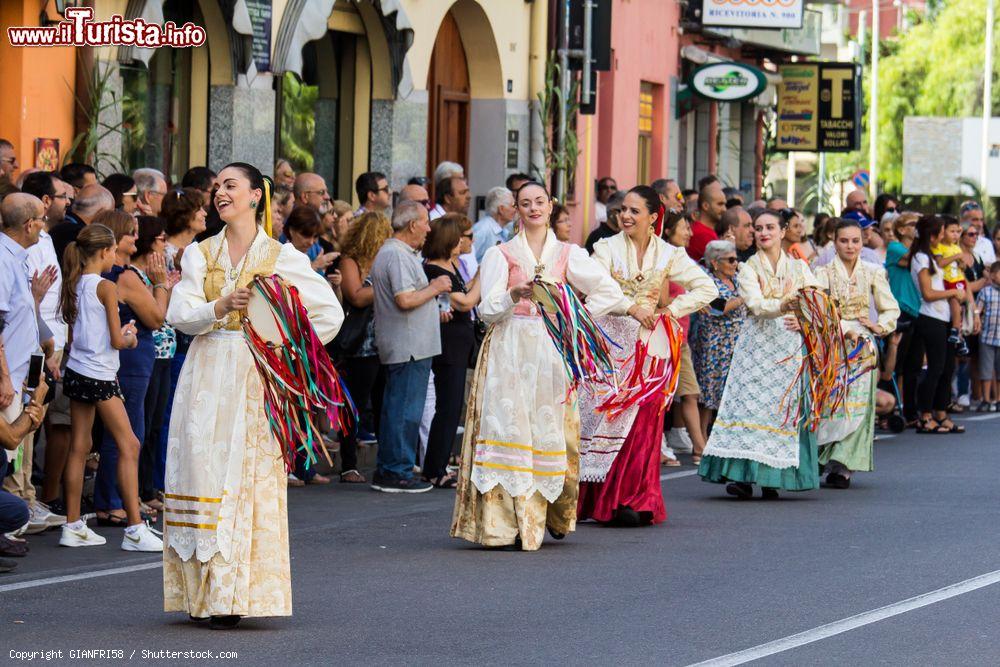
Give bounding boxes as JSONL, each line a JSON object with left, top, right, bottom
{"left": 577, "top": 401, "right": 667, "bottom": 524}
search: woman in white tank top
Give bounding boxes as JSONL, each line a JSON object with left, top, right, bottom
{"left": 58, "top": 223, "right": 162, "bottom": 552}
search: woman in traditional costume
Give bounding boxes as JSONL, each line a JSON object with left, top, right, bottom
{"left": 578, "top": 186, "right": 717, "bottom": 526}
{"left": 450, "top": 182, "right": 632, "bottom": 551}
{"left": 163, "top": 163, "right": 343, "bottom": 628}
{"left": 814, "top": 219, "right": 899, "bottom": 489}
{"left": 698, "top": 209, "right": 821, "bottom": 499}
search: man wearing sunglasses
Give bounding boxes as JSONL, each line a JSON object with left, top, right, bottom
{"left": 961, "top": 201, "right": 996, "bottom": 265}
{"left": 355, "top": 171, "right": 392, "bottom": 216}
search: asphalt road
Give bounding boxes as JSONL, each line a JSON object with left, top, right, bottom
{"left": 4, "top": 412, "right": 1000, "bottom": 666}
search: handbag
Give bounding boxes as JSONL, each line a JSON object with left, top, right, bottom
{"left": 329, "top": 303, "right": 373, "bottom": 360}
{"left": 468, "top": 308, "right": 487, "bottom": 368}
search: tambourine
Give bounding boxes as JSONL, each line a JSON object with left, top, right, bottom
{"left": 243, "top": 279, "right": 286, "bottom": 345}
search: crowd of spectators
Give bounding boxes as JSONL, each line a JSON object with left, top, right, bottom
{"left": 0, "top": 131, "right": 990, "bottom": 570}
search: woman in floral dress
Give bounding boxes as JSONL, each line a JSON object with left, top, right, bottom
{"left": 691, "top": 240, "right": 747, "bottom": 438}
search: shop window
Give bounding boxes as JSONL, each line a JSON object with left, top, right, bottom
{"left": 637, "top": 82, "right": 654, "bottom": 185}
{"left": 119, "top": 0, "right": 206, "bottom": 181}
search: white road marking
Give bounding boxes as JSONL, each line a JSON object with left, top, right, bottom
{"left": 962, "top": 414, "right": 1000, "bottom": 421}
{"left": 687, "top": 568, "right": 1000, "bottom": 667}
{"left": 660, "top": 469, "right": 699, "bottom": 481}
{"left": 0, "top": 561, "right": 162, "bottom": 594}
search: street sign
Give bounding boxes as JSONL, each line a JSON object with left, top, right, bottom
{"left": 852, "top": 170, "right": 870, "bottom": 189}
{"left": 689, "top": 62, "right": 768, "bottom": 103}
{"left": 777, "top": 63, "right": 862, "bottom": 152}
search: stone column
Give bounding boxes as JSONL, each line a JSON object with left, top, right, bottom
{"left": 208, "top": 74, "right": 276, "bottom": 172}
{"left": 313, "top": 96, "right": 338, "bottom": 189}
{"left": 370, "top": 90, "right": 428, "bottom": 190}
{"left": 94, "top": 59, "right": 124, "bottom": 177}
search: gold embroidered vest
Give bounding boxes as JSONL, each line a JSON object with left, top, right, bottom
{"left": 198, "top": 235, "right": 282, "bottom": 331}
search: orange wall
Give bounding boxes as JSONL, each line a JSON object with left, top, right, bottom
{"left": 0, "top": 1, "right": 77, "bottom": 177}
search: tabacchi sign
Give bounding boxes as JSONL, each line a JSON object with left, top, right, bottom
{"left": 6, "top": 7, "right": 206, "bottom": 48}
{"left": 702, "top": 0, "right": 804, "bottom": 30}
{"left": 776, "top": 63, "right": 862, "bottom": 153}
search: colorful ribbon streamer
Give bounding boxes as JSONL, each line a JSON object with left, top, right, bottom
{"left": 597, "top": 314, "right": 683, "bottom": 420}
{"left": 531, "top": 277, "right": 619, "bottom": 395}
{"left": 241, "top": 275, "right": 358, "bottom": 472}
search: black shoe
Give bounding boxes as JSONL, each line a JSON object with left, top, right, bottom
{"left": 725, "top": 482, "right": 753, "bottom": 500}
{"left": 0, "top": 556, "right": 17, "bottom": 573}
{"left": 209, "top": 615, "right": 241, "bottom": 630}
{"left": 370, "top": 475, "right": 432, "bottom": 494}
{"left": 547, "top": 527, "right": 566, "bottom": 540}
{"left": 43, "top": 498, "right": 66, "bottom": 517}
{"left": 188, "top": 615, "right": 209, "bottom": 623}
{"left": 492, "top": 537, "right": 522, "bottom": 551}
{"left": 761, "top": 487, "right": 780, "bottom": 500}
{"left": 825, "top": 472, "right": 851, "bottom": 489}
{"left": 614, "top": 506, "right": 642, "bottom": 526}
{"left": 0, "top": 535, "right": 28, "bottom": 557}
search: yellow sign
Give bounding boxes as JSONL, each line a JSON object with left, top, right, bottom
{"left": 777, "top": 64, "right": 819, "bottom": 151}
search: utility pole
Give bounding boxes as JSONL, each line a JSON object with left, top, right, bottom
{"left": 982, "top": 0, "right": 994, "bottom": 196}
{"left": 869, "top": 0, "right": 879, "bottom": 202}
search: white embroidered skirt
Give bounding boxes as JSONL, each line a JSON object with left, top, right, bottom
{"left": 162, "top": 331, "right": 291, "bottom": 617}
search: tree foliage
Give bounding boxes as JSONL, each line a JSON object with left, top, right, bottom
{"left": 876, "top": 0, "right": 999, "bottom": 193}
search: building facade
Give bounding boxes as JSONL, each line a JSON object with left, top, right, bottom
{"left": 1, "top": 0, "right": 544, "bottom": 208}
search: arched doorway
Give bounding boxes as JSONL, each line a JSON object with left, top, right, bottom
{"left": 426, "top": 10, "right": 470, "bottom": 186}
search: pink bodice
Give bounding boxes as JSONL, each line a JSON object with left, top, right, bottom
{"left": 500, "top": 242, "right": 572, "bottom": 317}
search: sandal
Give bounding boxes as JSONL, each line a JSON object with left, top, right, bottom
{"left": 339, "top": 469, "right": 367, "bottom": 484}
{"left": 938, "top": 418, "right": 965, "bottom": 434}
{"left": 96, "top": 511, "right": 128, "bottom": 527}
{"left": 916, "top": 418, "right": 949, "bottom": 434}
{"left": 428, "top": 473, "right": 458, "bottom": 489}
{"left": 691, "top": 454, "right": 702, "bottom": 466}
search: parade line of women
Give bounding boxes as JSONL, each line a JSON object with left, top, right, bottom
{"left": 155, "top": 167, "right": 898, "bottom": 627}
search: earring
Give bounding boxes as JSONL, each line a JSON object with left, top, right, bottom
{"left": 250, "top": 200, "right": 257, "bottom": 209}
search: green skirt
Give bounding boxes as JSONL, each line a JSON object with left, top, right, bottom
{"left": 817, "top": 369, "right": 876, "bottom": 473}
{"left": 698, "top": 425, "right": 819, "bottom": 491}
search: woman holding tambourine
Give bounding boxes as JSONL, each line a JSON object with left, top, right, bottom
{"left": 162, "top": 163, "right": 343, "bottom": 629}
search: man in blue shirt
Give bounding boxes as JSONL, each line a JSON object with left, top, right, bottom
{"left": 0, "top": 193, "right": 64, "bottom": 541}
{"left": 472, "top": 186, "right": 515, "bottom": 263}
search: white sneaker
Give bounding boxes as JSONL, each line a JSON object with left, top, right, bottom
{"left": 957, "top": 394, "right": 971, "bottom": 407}
{"left": 661, "top": 434, "right": 678, "bottom": 460}
{"left": 59, "top": 523, "right": 107, "bottom": 547}
{"left": 26, "top": 500, "right": 66, "bottom": 534}
{"left": 668, "top": 427, "right": 694, "bottom": 454}
{"left": 121, "top": 523, "right": 163, "bottom": 552}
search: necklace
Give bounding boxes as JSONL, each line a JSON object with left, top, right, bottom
{"left": 626, "top": 235, "right": 658, "bottom": 283}
{"left": 211, "top": 233, "right": 253, "bottom": 286}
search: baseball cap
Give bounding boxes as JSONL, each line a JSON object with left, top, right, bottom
{"left": 843, "top": 209, "right": 875, "bottom": 229}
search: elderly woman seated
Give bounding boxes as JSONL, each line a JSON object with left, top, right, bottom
{"left": 690, "top": 240, "right": 747, "bottom": 438}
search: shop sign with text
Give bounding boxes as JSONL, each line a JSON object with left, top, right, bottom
{"left": 702, "top": 0, "right": 804, "bottom": 29}
{"left": 690, "top": 62, "right": 768, "bottom": 102}
{"left": 777, "top": 63, "right": 861, "bottom": 152}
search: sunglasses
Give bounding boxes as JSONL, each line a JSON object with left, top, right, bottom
{"left": 719, "top": 257, "right": 738, "bottom": 264}
{"left": 884, "top": 206, "right": 898, "bottom": 213}
{"left": 961, "top": 202, "right": 983, "bottom": 213}
{"left": 462, "top": 233, "right": 473, "bottom": 239}
{"left": 599, "top": 184, "right": 617, "bottom": 191}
